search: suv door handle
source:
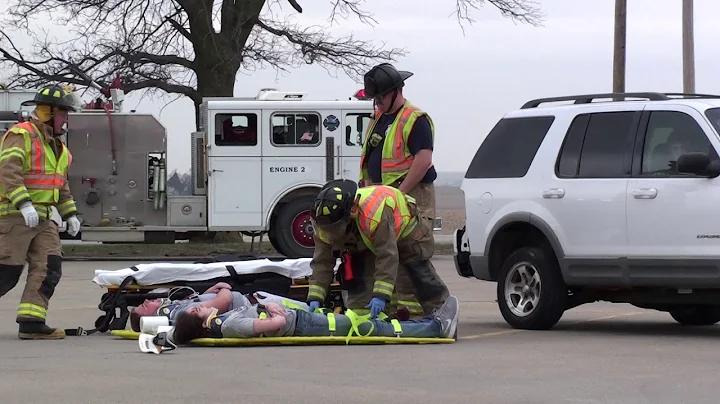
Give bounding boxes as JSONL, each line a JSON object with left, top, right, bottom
{"left": 542, "top": 188, "right": 565, "bottom": 199}
{"left": 632, "top": 188, "right": 657, "bottom": 199}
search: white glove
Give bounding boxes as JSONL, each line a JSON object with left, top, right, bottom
{"left": 66, "top": 215, "right": 81, "bottom": 237}
{"left": 19, "top": 203, "right": 39, "bottom": 228}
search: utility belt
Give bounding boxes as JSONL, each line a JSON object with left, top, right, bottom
{"left": 0, "top": 202, "right": 53, "bottom": 219}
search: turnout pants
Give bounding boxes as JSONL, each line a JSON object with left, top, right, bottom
{"left": 389, "top": 181, "right": 449, "bottom": 318}
{"left": 0, "top": 216, "right": 63, "bottom": 324}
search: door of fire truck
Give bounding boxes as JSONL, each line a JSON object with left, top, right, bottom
{"left": 207, "top": 108, "right": 263, "bottom": 229}
{"left": 341, "top": 110, "right": 373, "bottom": 183}
{"left": 260, "top": 106, "right": 344, "bottom": 256}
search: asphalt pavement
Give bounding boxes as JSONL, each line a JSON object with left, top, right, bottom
{"left": 0, "top": 257, "right": 718, "bottom": 403}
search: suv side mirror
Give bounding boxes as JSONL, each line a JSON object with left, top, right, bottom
{"left": 677, "top": 152, "right": 720, "bottom": 178}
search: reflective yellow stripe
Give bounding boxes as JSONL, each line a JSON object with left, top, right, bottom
{"left": 7, "top": 187, "right": 30, "bottom": 207}
{"left": 0, "top": 202, "right": 51, "bottom": 218}
{"left": 307, "top": 284, "right": 326, "bottom": 301}
{"left": 56, "top": 199, "right": 77, "bottom": 218}
{"left": 397, "top": 299, "right": 424, "bottom": 315}
{"left": 17, "top": 303, "right": 47, "bottom": 320}
{"left": 0, "top": 146, "right": 26, "bottom": 163}
{"left": 372, "top": 280, "right": 394, "bottom": 299}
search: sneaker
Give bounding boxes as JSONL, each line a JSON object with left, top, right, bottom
{"left": 431, "top": 295, "right": 459, "bottom": 339}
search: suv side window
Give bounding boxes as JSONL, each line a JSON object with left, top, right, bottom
{"left": 555, "top": 115, "right": 589, "bottom": 177}
{"left": 556, "top": 111, "right": 638, "bottom": 178}
{"left": 465, "top": 116, "right": 555, "bottom": 179}
{"left": 638, "top": 111, "right": 718, "bottom": 177}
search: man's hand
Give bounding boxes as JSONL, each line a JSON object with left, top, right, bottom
{"left": 204, "top": 282, "right": 232, "bottom": 294}
{"left": 265, "top": 302, "right": 287, "bottom": 318}
{"left": 366, "top": 297, "right": 386, "bottom": 319}
{"left": 19, "top": 203, "right": 39, "bottom": 228}
{"left": 66, "top": 215, "right": 81, "bottom": 237}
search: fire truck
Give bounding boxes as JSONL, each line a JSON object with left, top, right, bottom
{"left": 0, "top": 86, "right": 441, "bottom": 258}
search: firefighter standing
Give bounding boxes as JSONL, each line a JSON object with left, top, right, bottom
{"left": 0, "top": 84, "right": 82, "bottom": 340}
{"left": 305, "top": 180, "right": 448, "bottom": 319}
{"left": 357, "top": 63, "right": 449, "bottom": 317}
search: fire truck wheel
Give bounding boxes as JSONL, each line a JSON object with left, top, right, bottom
{"left": 272, "top": 195, "right": 316, "bottom": 258}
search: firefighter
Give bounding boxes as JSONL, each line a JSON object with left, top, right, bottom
{"left": 305, "top": 180, "right": 449, "bottom": 319}
{"left": 357, "top": 63, "right": 447, "bottom": 317}
{"left": 0, "top": 83, "right": 82, "bottom": 340}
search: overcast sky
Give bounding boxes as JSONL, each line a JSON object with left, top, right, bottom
{"left": 4, "top": 0, "right": 720, "bottom": 174}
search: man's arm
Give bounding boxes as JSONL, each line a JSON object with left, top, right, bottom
{"left": 0, "top": 132, "right": 32, "bottom": 209}
{"left": 204, "top": 282, "right": 231, "bottom": 294}
{"left": 398, "top": 115, "right": 433, "bottom": 194}
{"left": 221, "top": 305, "right": 287, "bottom": 338}
{"left": 369, "top": 208, "right": 400, "bottom": 302}
{"left": 198, "top": 288, "right": 233, "bottom": 313}
{"left": 306, "top": 237, "right": 336, "bottom": 304}
{"left": 55, "top": 145, "right": 78, "bottom": 219}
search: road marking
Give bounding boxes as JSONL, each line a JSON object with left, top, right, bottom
{"left": 458, "top": 311, "right": 647, "bottom": 340}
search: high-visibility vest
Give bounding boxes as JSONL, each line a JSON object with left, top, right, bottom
{"left": 359, "top": 100, "right": 435, "bottom": 185}
{"left": 314, "top": 185, "right": 417, "bottom": 253}
{"left": 0, "top": 121, "right": 75, "bottom": 217}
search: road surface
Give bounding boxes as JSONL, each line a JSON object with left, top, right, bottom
{"left": 0, "top": 257, "right": 717, "bottom": 403}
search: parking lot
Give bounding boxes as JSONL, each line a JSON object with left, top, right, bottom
{"left": 0, "top": 257, "right": 718, "bottom": 403}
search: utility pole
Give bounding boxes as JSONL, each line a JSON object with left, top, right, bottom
{"left": 613, "top": 0, "right": 627, "bottom": 99}
{"left": 682, "top": 0, "right": 695, "bottom": 93}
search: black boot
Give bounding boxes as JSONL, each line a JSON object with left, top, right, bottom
{"left": 18, "top": 321, "right": 66, "bottom": 340}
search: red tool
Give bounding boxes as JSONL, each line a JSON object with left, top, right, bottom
{"left": 341, "top": 252, "right": 354, "bottom": 281}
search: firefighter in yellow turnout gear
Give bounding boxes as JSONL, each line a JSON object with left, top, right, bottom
{"left": 0, "top": 83, "right": 82, "bottom": 340}
{"left": 357, "top": 63, "right": 448, "bottom": 318}
{"left": 306, "top": 180, "right": 449, "bottom": 319}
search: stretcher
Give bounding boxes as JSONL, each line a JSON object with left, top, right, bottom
{"left": 114, "top": 310, "right": 456, "bottom": 350}
{"left": 69, "top": 255, "right": 346, "bottom": 336}
{"left": 113, "top": 329, "right": 455, "bottom": 347}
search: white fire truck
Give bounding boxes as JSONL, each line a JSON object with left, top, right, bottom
{"left": 0, "top": 86, "right": 440, "bottom": 258}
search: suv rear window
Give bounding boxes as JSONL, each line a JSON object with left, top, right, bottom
{"left": 465, "top": 116, "right": 555, "bottom": 178}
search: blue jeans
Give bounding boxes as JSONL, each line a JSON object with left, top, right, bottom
{"left": 293, "top": 310, "right": 443, "bottom": 338}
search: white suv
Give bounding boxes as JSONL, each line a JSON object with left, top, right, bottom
{"left": 453, "top": 92, "right": 720, "bottom": 330}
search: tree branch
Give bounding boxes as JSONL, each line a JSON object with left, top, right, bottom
{"left": 0, "top": 0, "right": 543, "bottom": 129}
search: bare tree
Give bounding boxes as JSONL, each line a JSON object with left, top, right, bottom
{"left": 0, "top": 0, "right": 543, "bottom": 129}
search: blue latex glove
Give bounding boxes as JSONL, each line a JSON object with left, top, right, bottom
{"left": 366, "top": 297, "right": 386, "bottom": 319}
{"left": 309, "top": 301, "right": 321, "bottom": 312}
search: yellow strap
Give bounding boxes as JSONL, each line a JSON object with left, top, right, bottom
{"left": 281, "top": 299, "right": 306, "bottom": 311}
{"left": 327, "top": 313, "right": 336, "bottom": 336}
{"left": 342, "top": 310, "right": 402, "bottom": 343}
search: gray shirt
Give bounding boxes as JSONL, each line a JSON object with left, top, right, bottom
{"left": 162, "top": 291, "right": 252, "bottom": 323}
{"left": 220, "top": 306, "right": 297, "bottom": 338}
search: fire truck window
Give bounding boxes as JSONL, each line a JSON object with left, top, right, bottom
{"left": 345, "top": 113, "right": 372, "bottom": 147}
{"left": 214, "top": 113, "right": 258, "bottom": 146}
{"left": 270, "top": 112, "right": 321, "bottom": 146}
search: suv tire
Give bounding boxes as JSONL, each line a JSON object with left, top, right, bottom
{"left": 497, "top": 246, "right": 567, "bottom": 330}
{"left": 669, "top": 305, "right": 720, "bottom": 326}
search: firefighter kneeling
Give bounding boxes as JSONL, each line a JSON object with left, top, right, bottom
{"left": 306, "top": 179, "right": 450, "bottom": 319}
{"left": 0, "top": 83, "right": 81, "bottom": 340}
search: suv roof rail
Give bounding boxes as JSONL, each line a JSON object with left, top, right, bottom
{"left": 520, "top": 92, "right": 720, "bottom": 109}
